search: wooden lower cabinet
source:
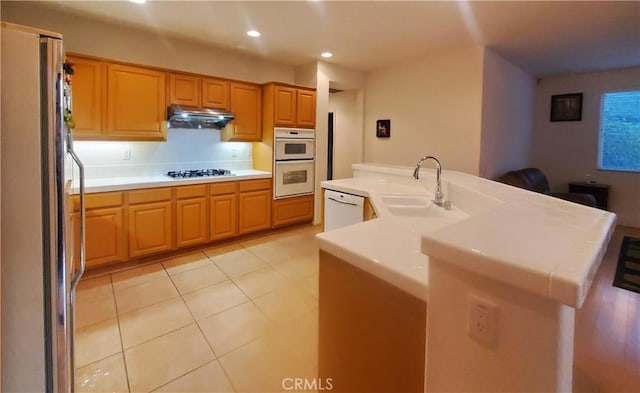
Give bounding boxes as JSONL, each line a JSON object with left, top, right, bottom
{"left": 74, "top": 180, "right": 277, "bottom": 268}
{"left": 128, "top": 200, "right": 173, "bottom": 258}
{"left": 239, "top": 189, "right": 271, "bottom": 234}
{"left": 210, "top": 194, "right": 238, "bottom": 241}
{"left": 175, "top": 185, "right": 208, "bottom": 248}
{"left": 238, "top": 179, "right": 272, "bottom": 234}
{"left": 74, "top": 207, "right": 126, "bottom": 268}
{"left": 176, "top": 197, "right": 208, "bottom": 248}
{"left": 272, "top": 195, "right": 314, "bottom": 227}
{"left": 72, "top": 191, "right": 126, "bottom": 268}
{"left": 210, "top": 181, "right": 238, "bottom": 241}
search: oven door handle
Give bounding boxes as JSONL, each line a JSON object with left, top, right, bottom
{"left": 275, "top": 159, "right": 315, "bottom": 165}
{"left": 275, "top": 138, "right": 314, "bottom": 142}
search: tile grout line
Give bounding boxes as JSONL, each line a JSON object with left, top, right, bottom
{"left": 121, "top": 253, "right": 225, "bottom": 392}
{"left": 165, "top": 256, "right": 241, "bottom": 393}
{"left": 109, "top": 273, "right": 133, "bottom": 393}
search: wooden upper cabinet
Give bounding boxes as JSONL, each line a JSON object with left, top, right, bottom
{"left": 67, "top": 56, "right": 106, "bottom": 139}
{"left": 107, "top": 63, "right": 167, "bottom": 141}
{"left": 296, "top": 89, "right": 316, "bottom": 128}
{"left": 202, "top": 78, "right": 230, "bottom": 110}
{"left": 168, "top": 73, "right": 230, "bottom": 110}
{"left": 168, "top": 73, "right": 201, "bottom": 107}
{"left": 273, "top": 86, "right": 296, "bottom": 126}
{"left": 222, "top": 82, "right": 262, "bottom": 141}
{"left": 264, "top": 83, "right": 316, "bottom": 129}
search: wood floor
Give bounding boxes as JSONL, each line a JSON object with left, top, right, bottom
{"left": 574, "top": 225, "right": 640, "bottom": 393}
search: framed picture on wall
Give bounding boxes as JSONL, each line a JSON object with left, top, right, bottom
{"left": 376, "top": 119, "right": 391, "bottom": 138}
{"left": 550, "top": 93, "right": 583, "bottom": 122}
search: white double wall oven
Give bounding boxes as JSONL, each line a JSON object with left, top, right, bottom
{"left": 274, "top": 127, "right": 315, "bottom": 199}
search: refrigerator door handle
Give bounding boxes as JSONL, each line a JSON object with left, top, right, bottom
{"left": 67, "top": 132, "right": 85, "bottom": 292}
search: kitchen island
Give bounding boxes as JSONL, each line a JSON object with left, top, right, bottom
{"left": 317, "top": 164, "right": 616, "bottom": 392}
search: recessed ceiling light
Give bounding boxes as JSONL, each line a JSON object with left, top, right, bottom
{"left": 247, "top": 30, "right": 261, "bottom": 38}
{"left": 321, "top": 52, "right": 333, "bottom": 58}
{"left": 129, "top": 0, "right": 146, "bottom": 4}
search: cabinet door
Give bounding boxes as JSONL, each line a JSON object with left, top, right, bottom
{"left": 74, "top": 207, "right": 126, "bottom": 268}
{"left": 296, "top": 89, "right": 316, "bottom": 128}
{"left": 225, "top": 82, "right": 262, "bottom": 141}
{"left": 176, "top": 197, "right": 208, "bottom": 248}
{"left": 168, "top": 73, "right": 201, "bottom": 107}
{"left": 128, "top": 201, "right": 173, "bottom": 258}
{"left": 238, "top": 190, "right": 271, "bottom": 234}
{"left": 107, "top": 64, "right": 167, "bottom": 141}
{"left": 68, "top": 56, "right": 105, "bottom": 138}
{"left": 210, "top": 194, "right": 238, "bottom": 241}
{"left": 273, "top": 86, "right": 296, "bottom": 127}
{"left": 202, "top": 78, "right": 230, "bottom": 110}
{"left": 272, "top": 195, "right": 314, "bottom": 227}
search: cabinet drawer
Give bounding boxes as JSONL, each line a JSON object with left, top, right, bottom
{"left": 272, "top": 195, "right": 314, "bottom": 227}
{"left": 72, "top": 191, "right": 123, "bottom": 210}
{"left": 210, "top": 181, "right": 237, "bottom": 196}
{"left": 128, "top": 187, "right": 172, "bottom": 204}
{"left": 176, "top": 184, "right": 207, "bottom": 199}
{"left": 239, "top": 179, "right": 271, "bottom": 193}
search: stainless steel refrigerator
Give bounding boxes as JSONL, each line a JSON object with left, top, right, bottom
{"left": 1, "top": 22, "right": 86, "bottom": 392}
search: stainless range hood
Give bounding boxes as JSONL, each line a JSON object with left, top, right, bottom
{"left": 167, "top": 105, "right": 235, "bottom": 129}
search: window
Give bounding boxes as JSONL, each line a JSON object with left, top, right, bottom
{"left": 598, "top": 90, "right": 640, "bottom": 172}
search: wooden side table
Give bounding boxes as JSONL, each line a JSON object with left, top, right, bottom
{"left": 568, "top": 182, "right": 610, "bottom": 210}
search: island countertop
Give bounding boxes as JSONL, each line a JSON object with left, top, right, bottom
{"left": 317, "top": 163, "right": 616, "bottom": 307}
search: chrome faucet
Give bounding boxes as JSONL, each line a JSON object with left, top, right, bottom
{"left": 413, "top": 156, "right": 444, "bottom": 207}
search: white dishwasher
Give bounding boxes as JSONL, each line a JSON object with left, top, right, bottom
{"left": 324, "top": 189, "right": 365, "bottom": 231}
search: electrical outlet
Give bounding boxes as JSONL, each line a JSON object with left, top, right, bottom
{"left": 123, "top": 149, "right": 131, "bottom": 160}
{"left": 230, "top": 147, "right": 238, "bottom": 158}
{"left": 467, "top": 295, "right": 498, "bottom": 345}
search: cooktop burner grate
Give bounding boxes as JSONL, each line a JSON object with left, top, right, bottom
{"left": 166, "top": 169, "right": 235, "bottom": 178}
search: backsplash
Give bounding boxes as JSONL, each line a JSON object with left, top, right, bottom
{"left": 73, "top": 129, "right": 253, "bottom": 178}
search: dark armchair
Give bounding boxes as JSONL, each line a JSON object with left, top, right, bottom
{"left": 496, "top": 168, "right": 597, "bottom": 207}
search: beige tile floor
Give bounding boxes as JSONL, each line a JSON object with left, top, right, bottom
{"left": 75, "top": 225, "right": 321, "bottom": 393}
{"left": 75, "top": 222, "right": 639, "bottom": 393}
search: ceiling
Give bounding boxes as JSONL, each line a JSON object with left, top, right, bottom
{"left": 43, "top": 1, "right": 640, "bottom": 76}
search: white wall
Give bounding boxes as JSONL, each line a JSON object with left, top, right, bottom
{"left": 531, "top": 67, "right": 640, "bottom": 227}
{"left": 479, "top": 50, "right": 535, "bottom": 179}
{"left": 74, "top": 130, "right": 253, "bottom": 178}
{"left": 363, "top": 46, "right": 485, "bottom": 175}
{"left": 296, "top": 61, "right": 366, "bottom": 224}
{"left": 1, "top": 2, "right": 295, "bottom": 84}
{"left": 328, "top": 90, "right": 363, "bottom": 179}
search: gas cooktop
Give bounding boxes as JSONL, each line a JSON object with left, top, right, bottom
{"left": 166, "top": 169, "right": 235, "bottom": 178}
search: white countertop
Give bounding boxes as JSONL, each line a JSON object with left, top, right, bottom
{"left": 317, "top": 164, "right": 616, "bottom": 307}
{"left": 73, "top": 169, "right": 271, "bottom": 194}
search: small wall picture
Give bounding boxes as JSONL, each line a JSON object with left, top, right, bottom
{"left": 376, "top": 119, "right": 391, "bottom": 138}
{"left": 550, "top": 93, "right": 583, "bottom": 122}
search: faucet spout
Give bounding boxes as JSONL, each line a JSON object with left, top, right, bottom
{"left": 413, "top": 155, "right": 444, "bottom": 207}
